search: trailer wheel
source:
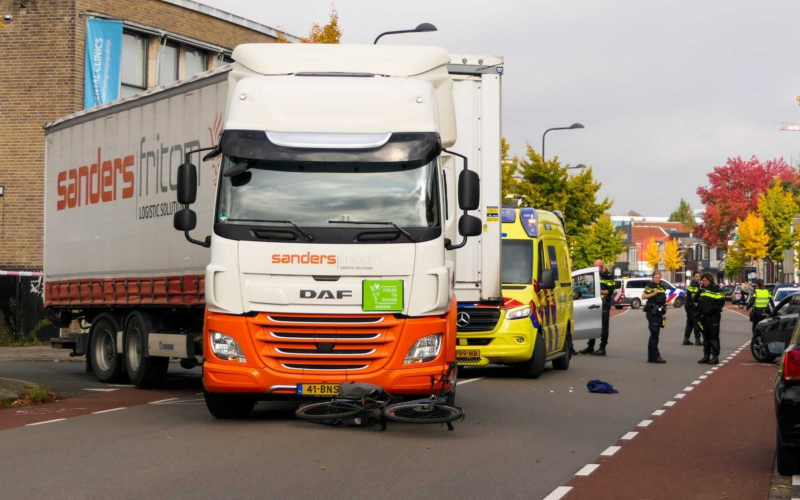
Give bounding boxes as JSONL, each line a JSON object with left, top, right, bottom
{"left": 90, "top": 318, "right": 122, "bottom": 382}
{"left": 204, "top": 389, "right": 255, "bottom": 419}
{"left": 124, "top": 312, "right": 168, "bottom": 387}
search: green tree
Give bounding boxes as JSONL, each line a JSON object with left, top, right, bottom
{"left": 758, "top": 182, "right": 798, "bottom": 274}
{"left": 571, "top": 227, "right": 600, "bottom": 270}
{"left": 514, "top": 145, "right": 612, "bottom": 237}
{"left": 501, "top": 137, "right": 518, "bottom": 201}
{"left": 669, "top": 198, "right": 696, "bottom": 229}
{"left": 724, "top": 244, "right": 744, "bottom": 280}
{"left": 593, "top": 215, "right": 625, "bottom": 265}
{"left": 627, "top": 210, "right": 641, "bottom": 216}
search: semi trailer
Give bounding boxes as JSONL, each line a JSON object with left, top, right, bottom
{"left": 45, "top": 44, "right": 503, "bottom": 417}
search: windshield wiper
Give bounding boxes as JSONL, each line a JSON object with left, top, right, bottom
{"left": 328, "top": 220, "right": 416, "bottom": 242}
{"left": 226, "top": 219, "right": 314, "bottom": 241}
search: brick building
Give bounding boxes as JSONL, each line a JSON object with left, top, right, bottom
{"left": 0, "top": 0, "right": 295, "bottom": 270}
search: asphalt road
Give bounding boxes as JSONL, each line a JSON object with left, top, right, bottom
{"left": 0, "top": 306, "right": 756, "bottom": 500}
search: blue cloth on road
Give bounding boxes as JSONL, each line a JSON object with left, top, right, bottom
{"left": 587, "top": 379, "right": 619, "bottom": 394}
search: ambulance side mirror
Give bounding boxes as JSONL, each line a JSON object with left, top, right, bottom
{"left": 539, "top": 269, "right": 556, "bottom": 290}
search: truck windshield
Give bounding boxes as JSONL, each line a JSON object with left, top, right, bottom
{"left": 216, "top": 157, "right": 440, "bottom": 229}
{"left": 502, "top": 239, "right": 533, "bottom": 285}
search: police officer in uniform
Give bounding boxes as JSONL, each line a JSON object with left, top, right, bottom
{"left": 682, "top": 272, "right": 703, "bottom": 346}
{"left": 642, "top": 271, "right": 667, "bottom": 364}
{"left": 697, "top": 273, "right": 725, "bottom": 365}
{"left": 579, "top": 259, "right": 617, "bottom": 356}
{"left": 746, "top": 279, "right": 774, "bottom": 336}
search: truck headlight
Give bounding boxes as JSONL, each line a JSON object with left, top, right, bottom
{"left": 506, "top": 305, "right": 532, "bottom": 320}
{"left": 403, "top": 334, "right": 442, "bottom": 365}
{"left": 210, "top": 331, "right": 247, "bottom": 363}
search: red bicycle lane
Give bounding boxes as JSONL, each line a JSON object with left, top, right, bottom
{"left": 555, "top": 340, "right": 776, "bottom": 500}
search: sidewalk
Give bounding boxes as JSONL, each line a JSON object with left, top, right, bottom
{"left": 563, "top": 342, "right": 776, "bottom": 499}
{"left": 0, "top": 346, "right": 80, "bottom": 362}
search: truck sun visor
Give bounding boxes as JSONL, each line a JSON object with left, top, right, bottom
{"left": 220, "top": 130, "right": 441, "bottom": 164}
{"left": 519, "top": 207, "right": 539, "bottom": 238}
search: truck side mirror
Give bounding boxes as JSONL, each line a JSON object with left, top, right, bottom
{"left": 174, "top": 208, "right": 197, "bottom": 232}
{"left": 458, "top": 170, "right": 480, "bottom": 210}
{"left": 458, "top": 214, "right": 482, "bottom": 237}
{"left": 177, "top": 163, "right": 197, "bottom": 205}
{"left": 539, "top": 269, "right": 556, "bottom": 290}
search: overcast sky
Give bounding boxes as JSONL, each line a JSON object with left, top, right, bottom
{"left": 197, "top": 0, "right": 800, "bottom": 215}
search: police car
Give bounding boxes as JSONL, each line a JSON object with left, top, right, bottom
{"left": 612, "top": 277, "right": 686, "bottom": 310}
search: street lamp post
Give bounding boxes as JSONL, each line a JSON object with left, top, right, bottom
{"left": 374, "top": 23, "right": 438, "bottom": 44}
{"left": 566, "top": 163, "right": 586, "bottom": 171}
{"left": 541, "top": 123, "right": 584, "bottom": 159}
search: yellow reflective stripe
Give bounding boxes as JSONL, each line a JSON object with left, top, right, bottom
{"left": 701, "top": 292, "right": 724, "bottom": 299}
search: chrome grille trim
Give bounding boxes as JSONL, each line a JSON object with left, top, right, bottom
{"left": 267, "top": 316, "right": 385, "bottom": 325}
{"left": 269, "top": 332, "right": 381, "bottom": 340}
{"left": 280, "top": 363, "right": 368, "bottom": 371}
{"left": 275, "top": 348, "right": 376, "bottom": 356}
{"left": 267, "top": 385, "right": 297, "bottom": 393}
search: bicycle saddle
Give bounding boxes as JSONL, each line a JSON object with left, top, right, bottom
{"left": 338, "top": 382, "right": 385, "bottom": 399}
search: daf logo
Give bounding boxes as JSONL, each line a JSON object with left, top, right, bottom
{"left": 457, "top": 311, "right": 471, "bottom": 327}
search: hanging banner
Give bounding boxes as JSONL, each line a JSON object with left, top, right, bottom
{"left": 84, "top": 18, "right": 123, "bottom": 109}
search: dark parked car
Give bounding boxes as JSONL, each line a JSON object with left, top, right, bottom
{"left": 721, "top": 285, "right": 735, "bottom": 301}
{"left": 767, "top": 283, "right": 777, "bottom": 295}
{"left": 772, "top": 304, "right": 800, "bottom": 474}
{"left": 753, "top": 293, "right": 800, "bottom": 363}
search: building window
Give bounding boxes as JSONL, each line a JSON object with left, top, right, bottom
{"left": 717, "top": 248, "right": 723, "bottom": 260}
{"left": 159, "top": 42, "right": 179, "bottom": 85}
{"left": 120, "top": 32, "right": 147, "bottom": 98}
{"left": 185, "top": 46, "right": 208, "bottom": 77}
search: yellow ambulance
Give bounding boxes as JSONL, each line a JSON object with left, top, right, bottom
{"left": 455, "top": 208, "right": 580, "bottom": 378}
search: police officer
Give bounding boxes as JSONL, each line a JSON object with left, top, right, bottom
{"left": 682, "top": 272, "right": 703, "bottom": 346}
{"left": 697, "top": 273, "right": 725, "bottom": 365}
{"left": 746, "top": 279, "right": 774, "bottom": 336}
{"left": 579, "top": 258, "right": 617, "bottom": 356}
{"left": 642, "top": 271, "right": 667, "bottom": 364}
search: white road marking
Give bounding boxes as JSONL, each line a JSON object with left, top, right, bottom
{"left": 699, "top": 375, "right": 708, "bottom": 379}
{"left": 92, "top": 407, "right": 125, "bottom": 414}
{"left": 26, "top": 418, "right": 66, "bottom": 426}
{"left": 675, "top": 394, "right": 686, "bottom": 399}
{"left": 638, "top": 420, "right": 653, "bottom": 427}
{"left": 601, "top": 446, "right": 621, "bottom": 456}
{"left": 148, "top": 398, "right": 179, "bottom": 405}
{"left": 722, "top": 361, "right": 729, "bottom": 364}
{"left": 705, "top": 371, "right": 714, "bottom": 374}
{"left": 107, "top": 384, "right": 135, "bottom": 388}
{"left": 692, "top": 380, "right": 701, "bottom": 385}
{"left": 575, "top": 464, "right": 600, "bottom": 476}
{"left": 621, "top": 431, "right": 638, "bottom": 440}
{"left": 712, "top": 367, "right": 719, "bottom": 370}
{"left": 457, "top": 377, "right": 485, "bottom": 386}
{"left": 543, "top": 486, "right": 573, "bottom": 500}
{"left": 684, "top": 387, "right": 694, "bottom": 392}
{"left": 652, "top": 409, "right": 665, "bottom": 416}
{"left": 83, "top": 388, "right": 119, "bottom": 392}
{"left": 664, "top": 401, "right": 676, "bottom": 407}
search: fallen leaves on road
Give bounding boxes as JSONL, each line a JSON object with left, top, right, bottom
{"left": 319, "top": 466, "right": 327, "bottom": 471}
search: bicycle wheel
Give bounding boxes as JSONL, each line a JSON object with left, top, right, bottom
{"left": 295, "top": 401, "right": 362, "bottom": 421}
{"left": 383, "top": 401, "right": 463, "bottom": 424}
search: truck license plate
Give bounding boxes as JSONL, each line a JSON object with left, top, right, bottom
{"left": 297, "top": 383, "right": 339, "bottom": 397}
{"left": 456, "top": 349, "right": 480, "bottom": 359}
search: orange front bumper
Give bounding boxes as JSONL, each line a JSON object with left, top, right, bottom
{"left": 202, "top": 301, "right": 457, "bottom": 397}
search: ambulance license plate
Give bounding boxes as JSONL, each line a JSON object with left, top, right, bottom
{"left": 456, "top": 349, "right": 480, "bottom": 359}
{"left": 297, "top": 384, "right": 339, "bottom": 397}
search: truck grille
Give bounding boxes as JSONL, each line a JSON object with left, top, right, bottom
{"left": 457, "top": 308, "right": 501, "bottom": 333}
{"left": 270, "top": 332, "right": 380, "bottom": 340}
{"left": 268, "top": 316, "right": 384, "bottom": 324}
{"left": 281, "top": 364, "right": 368, "bottom": 371}
{"left": 275, "top": 348, "right": 375, "bottom": 355}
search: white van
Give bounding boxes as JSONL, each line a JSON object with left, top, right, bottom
{"left": 613, "top": 278, "right": 686, "bottom": 310}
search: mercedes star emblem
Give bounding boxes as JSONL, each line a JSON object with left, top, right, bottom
{"left": 457, "top": 311, "right": 470, "bottom": 327}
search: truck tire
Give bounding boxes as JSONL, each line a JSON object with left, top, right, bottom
{"left": 631, "top": 298, "right": 642, "bottom": 310}
{"left": 516, "top": 331, "right": 546, "bottom": 379}
{"left": 124, "top": 312, "right": 168, "bottom": 387}
{"left": 445, "top": 365, "right": 458, "bottom": 405}
{"left": 552, "top": 332, "right": 571, "bottom": 371}
{"left": 204, "top": 389, "right": 255, "bottom": 419}
{"left": 90, "top": 318, "right": 122, "bottom": 382}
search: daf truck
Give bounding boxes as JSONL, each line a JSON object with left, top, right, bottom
{"left": 45, "top": 44, "right": 503, "bottom": 417}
